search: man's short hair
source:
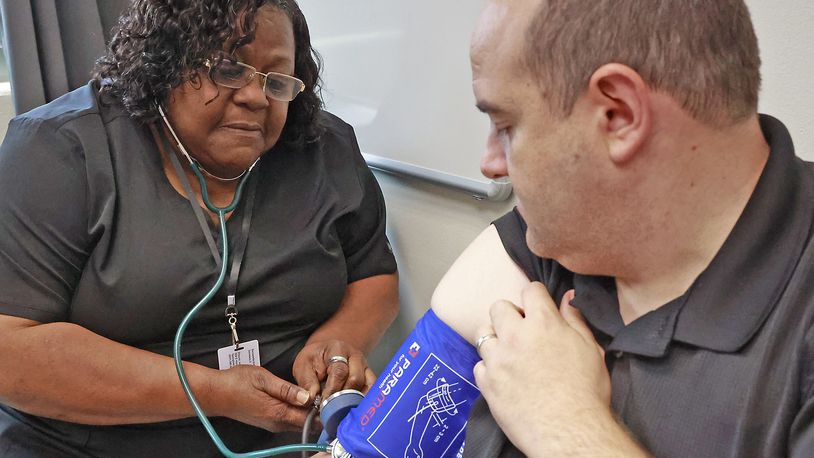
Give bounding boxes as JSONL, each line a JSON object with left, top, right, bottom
{"left": 525, "top": 0, "right": 761, "bottom": 126}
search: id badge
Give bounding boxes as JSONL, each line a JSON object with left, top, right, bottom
{"left": 217, "top": 339, "right": 261, "bottom": 370}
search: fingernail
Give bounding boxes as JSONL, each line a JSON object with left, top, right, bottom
{"left": 296, "top": 389, "right": 310, "bottom": 405}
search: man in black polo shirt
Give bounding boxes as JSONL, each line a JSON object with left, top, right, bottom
{"left": 457, "top": 0, "right": 814, "bottom": 456}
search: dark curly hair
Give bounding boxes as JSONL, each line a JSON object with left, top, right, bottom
{"left": 93, "top": 0, "right": 323, "bottom": 148}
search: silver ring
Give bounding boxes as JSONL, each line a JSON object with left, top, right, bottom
{"left": 328, "top": 355, "right": 349, "bottom": 366}
{"left": 475, "top": 333, "right": 498, "bottom": 354}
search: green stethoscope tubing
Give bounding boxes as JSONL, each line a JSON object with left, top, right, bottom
{"left": 169, "top": 159, "right": 328, "bottom": 456}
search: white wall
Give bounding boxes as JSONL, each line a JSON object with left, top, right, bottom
{"left": 748, "top": 0, "right": 814, "bottom": 160}
{"left": 367, "top": 0, "right": 814, "bottom": 370}
{"left": 299, "top": 0, "right": 491, "bottom": 182}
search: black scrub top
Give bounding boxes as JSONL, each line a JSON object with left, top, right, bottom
{"left": 0, "top": 82, "right": 397, "bottom": 456}
{"left": 464, "top": 115, "right": 814, "bottom": 457}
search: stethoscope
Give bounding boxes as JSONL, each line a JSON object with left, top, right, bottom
{"left": 157, "top": 105, "right": 330, "bottom": 457}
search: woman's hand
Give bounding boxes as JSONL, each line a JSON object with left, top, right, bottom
{"left": 293, "top": 274, "right": 397, "bottom": 401}
{"left": 208, "top": 364, "right": 313, "bottom": 432}
{"left": 292, "top": 339, "right": 377, "bottom": 401}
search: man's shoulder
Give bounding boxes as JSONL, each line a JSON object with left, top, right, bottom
{"left": 491, "top": 208, "right": 573, "bottom": 291}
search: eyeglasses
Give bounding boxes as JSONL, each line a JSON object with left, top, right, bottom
{"left": 205, "top": 56, "right": 305, "bottom": 102}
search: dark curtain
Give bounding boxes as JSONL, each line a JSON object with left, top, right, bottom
{"left": 0, "top": 0, "right": 131, "bottom": 114}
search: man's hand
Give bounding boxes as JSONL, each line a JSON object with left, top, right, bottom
{"left": 293, "top": 339, "right": 377, "bottom": 401}
{"left": 473, "top": 283, "right": 618, "bottom": 455}
{"left": 207, "top": 364, "right": 313, "bottom": 432}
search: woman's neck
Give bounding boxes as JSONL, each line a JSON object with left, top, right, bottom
{"left": 151, "top": 123, "right": 239, "bottom": 221}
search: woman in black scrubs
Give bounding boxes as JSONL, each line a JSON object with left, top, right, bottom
{"left": 0, "top": 1, "right": 398, "bottom": 456}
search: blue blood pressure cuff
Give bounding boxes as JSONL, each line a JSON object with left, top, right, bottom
{"left": 335, "top": 309, "right": 481, "bottom": 458}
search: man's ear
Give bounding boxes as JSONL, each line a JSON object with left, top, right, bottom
{"left": 585, "top": 63, "right": 652, "bottom": 164}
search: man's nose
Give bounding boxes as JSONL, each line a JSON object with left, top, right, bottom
{"left": 480, "top": 126, "right": 509, "bottom": 179}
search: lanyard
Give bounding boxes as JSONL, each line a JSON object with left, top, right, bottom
{"left": 152, "top": 124, "right": 257, "bottom": 347}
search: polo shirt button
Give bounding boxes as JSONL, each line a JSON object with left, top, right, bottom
{"left": 614, "top": 351, "right": 624, "bottom": 358}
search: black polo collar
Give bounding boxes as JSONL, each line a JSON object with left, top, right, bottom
{"left": 570, "top": 115, "right": 814, "bottom": 356}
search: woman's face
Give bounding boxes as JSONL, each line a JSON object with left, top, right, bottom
{"left": 166, "top": 6, "right": 296, "bottom": 178}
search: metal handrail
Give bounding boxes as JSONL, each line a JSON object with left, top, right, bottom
{"left": 363, "top": 153, "right": 513, "bottom": 201}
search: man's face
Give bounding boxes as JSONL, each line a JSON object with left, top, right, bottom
{"left": 471, "top": 0, "right": 604, "bottom": 264}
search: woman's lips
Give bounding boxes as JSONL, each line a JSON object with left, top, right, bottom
{"left": 222, "top": 122, "right": 263, "bottom": 133}
{"left": 220, "top": 124, "right": 264, "bottom": 142}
